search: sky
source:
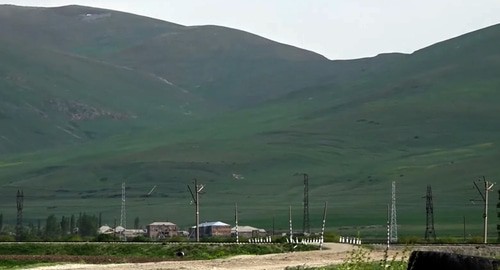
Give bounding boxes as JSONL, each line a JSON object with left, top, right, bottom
{"left": 3, "top": 0, "right": 500, "bottom": 60}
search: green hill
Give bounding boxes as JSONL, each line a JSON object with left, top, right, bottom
{"left": 0, "top": 39, "right": 210, "bottom": 154}
{"left": 0, "top": 5, "right": 499, "bottom": 240}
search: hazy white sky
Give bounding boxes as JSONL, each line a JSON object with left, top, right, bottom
{"left": 4, "top": 0, "right": 500, "bottom": 60}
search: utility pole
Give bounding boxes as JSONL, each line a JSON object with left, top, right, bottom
{"left": 188, "top": 179, "right": 204, "bottom": 242}
{"left": 424, "top": 185, "right": 436, "bottom": 241}
{"left": 386, "top": 204, "right": 390, "bottom": 249}
{"left": 389, "top": 181, "right": 398, "bottom": 243}
{"left": 272, "top": 215, "right": 275, "bottom": 237}
{"left": 463, "top": 216, "right": 466, "bottom": 242}
{"left": 319, "top": 201, "right": 328, "bottom": 250}
{"left": 289, "top": 205, "right": 293, "bottom": 243}
{"left": 234, "top": 203, "right": 239, "bottom": 244}
{"left": 120, "top": 182, "right": 126, "bottom": 228}
{"left": 16, "top": 190, "right": 23, "bottom": 242}
{"left": 473, "top": 176, "right": 495, "bottom": 244}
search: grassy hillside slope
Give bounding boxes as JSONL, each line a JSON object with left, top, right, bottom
{"left": 0, "top": 40, "right": 207, "bottom": 154}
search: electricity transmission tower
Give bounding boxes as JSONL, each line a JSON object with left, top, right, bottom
{"left": 424, "top": 185, "right": 436, "bottom": 241}
{"left": 294, "top": 173, "right": 310, "bottom": 234}
{"left": 188, "top": 179, "right": 204, "bottom": 242}
{"left": 16, "top": 190, "right": 23, "bottom": 242}
{"left": 120, "top": 182, "right": 126, "bottom": 228}
{"left": 472, "top": 176, "right": 495, "bottom": 244}
{"left": 302, "top": 173, "right": 310, "bottom": 234}
{"left": 497, "top": 189, "right": 500, "bottom": 242}
{"left": 389, "top": 181, "right": 398, "bottom": 243}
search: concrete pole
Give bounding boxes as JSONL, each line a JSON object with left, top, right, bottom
{"left": 195, "top": 179, "right": 200, "bottom": 242}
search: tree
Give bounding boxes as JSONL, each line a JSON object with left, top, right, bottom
{"left": 45, "top": 214, "right": 60, "bottom": 240}
{"left": 0, "top": 213, "right": 3, "bottom": 232}
{"left": 77, "top": 213, "right": 98, "bottom": 237}
{"left": 60, "top": 216, "right": 70, "bottom": 236}
{"left": 37, "top": 219, "right": 41, "bottom": 237}
{"left": 25, "top": 222, "right": 41, "bottom": 241}
{"left": 134, "top": 217, "right": 140, "bottom": 229}
{"left": 70, "top": 214, "right": 76, "bottom": 234}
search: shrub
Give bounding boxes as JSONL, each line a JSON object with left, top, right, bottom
{"left": 96, "top": 234, "right": 120, "bottom": 242}
{"left": 0, "top": 234, "right": 15, "bottom": 242}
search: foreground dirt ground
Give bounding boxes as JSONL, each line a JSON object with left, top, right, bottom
{"left": 28, "top": 243, "right": 500, "bottom": 270}
{"left": 33, "top": 243, "right": 397, "bottom": 270}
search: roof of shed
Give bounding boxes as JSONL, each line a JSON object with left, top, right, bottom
{"left": 198, "top": 221, "right": 230, "bottom": 227}
{"left": 149, "top": 222, "right": 176, "bottom": 226}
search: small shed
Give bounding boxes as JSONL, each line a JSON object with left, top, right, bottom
{"left": 147, "top": 222, "right": 178, "bottom": 239}
{"left": 123, "top": 229, "right": 146, "bottom": 238}
{"left": 231, "top": 225, "right": 267, "bottom": 238}
{"left": 98, "top": 225, "right": 114, "bottom": 235}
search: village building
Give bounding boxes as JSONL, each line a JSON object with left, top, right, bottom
{"left": 98, "top": 225, "right": 114, "bottom": 235}
{"left": 123, "top": 229, "right": 147, "bottom": 238}
{"left": 146, "top": 222, "right": 178, "bottom": 240}
{"left": 231, "top": 225, "right": 267, "bottom": 238}
{"left": 97, "top": 225, "right": 146, "bottom": 239}
{"left": 190, "top": 221, "right": 231, "bottom": 238}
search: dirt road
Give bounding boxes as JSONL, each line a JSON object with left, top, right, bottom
{"left": 34, "top": 243, "right": 386, "bottom": 270}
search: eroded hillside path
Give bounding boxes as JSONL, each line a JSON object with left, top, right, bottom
{"left": 33, "top": 243, "right": 401, "bottom": 270}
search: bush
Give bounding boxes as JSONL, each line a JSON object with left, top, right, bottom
{"left": 65, "top": 235, "right": 83, "bottom": 242}
{"left": 323, "top": 231, "right": 340, "bottom": 242}
{"left": 0, "top": 234, "right": 15, "bottom": 242}
{"left": 129, "top": 235, "right": 150, "bottom": 242}
{"left": 399, "top": 235, "right": 422, "bottom": 244}
{"left": 96, "top": 234, "right": 120, "bottom": 242}
{"left": 435, "top": 237, "right": 459, "bottom": 244}
{"left": 466, "top": 236, "right": 484, "bottom": 244}
{"left": 201, "top": 236, "right": 233, "bottom": 243}
{"left": 168, "top": 235, "right": 189, "bottom": 242}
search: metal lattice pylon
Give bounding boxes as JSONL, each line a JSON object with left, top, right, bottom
{"left": 16, "top": 190, "right": 24, "bottom": 241}
{"left": 120, "top": 182, "right": 126, "bottom": 228}
{"left": 497, "top": 189, "right": 500, "bottom": 242}
{"left": 303, "top": 173, "right": 310, "bottom": 234}
{"left": 424, "top": 185, "right": 436, "bottom": 241}
{"left": 389, "top": 181, "right": 398, "bottom": 243}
